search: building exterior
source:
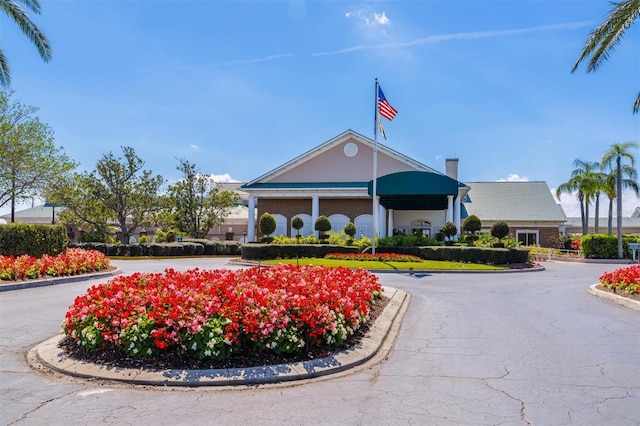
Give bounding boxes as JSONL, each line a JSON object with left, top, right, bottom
{"left": 241, "top": 130, "right": 469, "bottom": 242}
{"left": 462, "top": 181, "right": 567, "bottom": 247}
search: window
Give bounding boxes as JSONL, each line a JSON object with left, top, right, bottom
{"left": 328, "top": 214, "right": 350, "bottom": 234}
{"left": 516, "top": 230, "right": 538, "bottom": 246}
{"left": 290, "top": 213, "right": 312, "bottom": 237}
{"left": 355, "top": 214, "right": 374, "bottom": 238}
{"left": 273, "top": 214, "right": 287, "bottom": 237}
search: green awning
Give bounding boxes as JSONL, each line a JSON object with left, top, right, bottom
{"left": 368, "top": 171, "right": 460, "bottom": 210}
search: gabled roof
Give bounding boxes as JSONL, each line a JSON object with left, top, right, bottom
{"left": 464, "top": 181, "right": 566, "bottom": 222}
{"left": 242, "top": 129, "right": 440, "bottom": 189}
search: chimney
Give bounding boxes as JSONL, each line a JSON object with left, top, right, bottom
{"left": 445, "top": 158, "right": 458, "bottom": 180}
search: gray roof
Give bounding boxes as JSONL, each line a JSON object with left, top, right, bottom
{"left": 0, "top": 205, "right": 62, "bottom": 224}
{"left": 464, "top": 181, "right": 567, "bottom": 222}
{"left": 564, "top": 216, "right": 640, "bottom": 228}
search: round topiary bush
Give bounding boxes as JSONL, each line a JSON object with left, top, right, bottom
{"left": 491, "top": 221, "right": 510, "bottom": 240}
{"left": 291, "top": 216, "right": 304, "bottom": 238}
{"left": 442, "top": 221, "right": 457, "bottom": 243}
{"left": 259, "top": 212, "right": 277, "bottom": 242}
{"left": 463, "top": 214, "right": 482, "bottom": 235}
{"left": 314, "top": 215, "right": 332, "bottom": 242}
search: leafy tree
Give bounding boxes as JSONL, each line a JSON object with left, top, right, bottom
{"left": 291, "top": 215, "right": 304, "bottom": 238}
{"left": 0, "top": 0, "right": 52, "bottom": 87}
{"left": 442, "top": 221, "right": 457, "bottom": 242}
{"left": 314, "top": 215, "right": 331, "bottom": 241}
{"left": 602, "top": 141, "right": 639, "bottom": 258}
{"left": 491, "top": 221, "right": 510, "bottom": 241}
{"left": 259, "top": 212, "right": 276, "bottom": 240}
{"left": 49, "top": 146, "right": 164, "bottom": 244}
{"left": 164, "top": 159, "right": 239, "bottom": 239}
{"left": 572, "top": 0, "right": 640, "bottom": 114}
{"left": 462, "top": 214, "right": 481, "bottom": 234}
{"left": 0, "top": 90, "right": 76, "bottom": 222}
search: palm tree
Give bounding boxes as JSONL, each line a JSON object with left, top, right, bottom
{"left": 602, "top": 164, "right": 639, "bottom": 234}
{"left": 0, "top": 0, "right": 51, "bottom": 87}
{"left": 602, "top": 142, "right": 639, "bottom": 258}
{"left": 571, "top": 0, "right": 640, "bottom": 114}
{"left": 556, "top": 159, "right": 599, "bottom": 235}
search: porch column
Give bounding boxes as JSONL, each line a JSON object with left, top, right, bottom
{"left": 312, "top": 195, "right": 319, "bottom": 237}
{"left": 446, "top": 195, "right": 454, "bottom": 223}
{"left": 387, "top": 209, "right": 394, "bottom": 237}
{"left": 454, "top": 195, "right": 461, "bottom": 239}
{"left": 379, "top": 205, "right": 387, "bottom": 238}
{"left": 247, "top": 195, "right": 256, "bottom": 242}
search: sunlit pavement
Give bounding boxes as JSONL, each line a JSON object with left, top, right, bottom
{"left": 1, "top": 258, "right": 638, "bottom": 425}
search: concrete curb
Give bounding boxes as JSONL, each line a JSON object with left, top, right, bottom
{"left": 0, "top": 268, "right": 122, "bottom": 292}
{"left": 28, "top": 286, "right": 411, "bottom": 387}
{"left": 588, "top": 284, "right": 640, "bottom": 312}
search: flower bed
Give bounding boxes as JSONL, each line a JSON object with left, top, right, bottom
{"left": 0, "top": 248, "right": 111, "bottom": 281}
{"left": 324, "top": 252, "right": 422, "bottom": 262}
{"left": 63, "top": 264, "right": 382, "bottom": 360}
{"left": 599, "top": 264, "right": 640, "bottom": 294}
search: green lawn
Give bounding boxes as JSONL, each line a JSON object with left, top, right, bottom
{"left": 259, "top": 258, "right": 506, "bottom": 271}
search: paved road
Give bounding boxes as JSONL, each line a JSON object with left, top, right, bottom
{"left": 1, "top": 259, "right": 638, "bottom": 425}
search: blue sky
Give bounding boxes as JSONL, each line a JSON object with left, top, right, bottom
{"left": 1, "top": 0, "right": 639, "bottom": 218}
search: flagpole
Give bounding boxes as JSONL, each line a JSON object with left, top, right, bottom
{"left": 372, "top": 78, "right": 379, "bottom": 255}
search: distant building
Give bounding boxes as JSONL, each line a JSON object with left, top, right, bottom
{"left": 462, "top": 181, "right": 567, "bottom": 247}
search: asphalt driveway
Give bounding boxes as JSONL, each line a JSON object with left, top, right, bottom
{"left": 1, "top": 259, "right": 638, "bottom": 425}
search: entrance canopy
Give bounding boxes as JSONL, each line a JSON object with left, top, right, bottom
{"left": 368, "top": 171, "right": 460, "bottom": 210}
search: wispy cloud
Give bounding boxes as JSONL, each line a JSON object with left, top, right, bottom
{"left": 346, "top": 9, "right": 391, "bottom": 27}
{"left": 217, "top": 54, "right": 294, "bottom": 66}
{"left": 189, "top": 144, "right": 200, "bottom": 150}
{"left": 313, "top": 21, "right": 591, "bottom": 57}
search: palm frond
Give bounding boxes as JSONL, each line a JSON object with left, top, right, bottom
{"left": 572, "top": 0, "right": 640, "bottom": 73}
{"left": 0, "top": 0, "right": 51, "bottom": 62}
{"left": 0, "top": 45, "right": 9, "bottom": 87}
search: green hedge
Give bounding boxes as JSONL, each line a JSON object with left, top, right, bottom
{"left": 0, "top": 223, "right": 68, "bottom": 257}
{"left": 70, "top": 241, "right": 241, "bottom": 257}
{"left": 580, "top": 234, "right": 640, "bottom": 259}
{"left": 241, "top": 244, "right": 529, "bottom": 264}
{"left": 374, "top": 246, "right": 529, "bottom": 264}
{"left": 241, "top": 244, "right": 359, "bottom": 260}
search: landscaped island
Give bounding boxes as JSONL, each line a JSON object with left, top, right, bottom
{"left": 61, "top": 264, "right": 383, "bottom": 369}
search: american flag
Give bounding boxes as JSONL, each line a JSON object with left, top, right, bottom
{"left": 378, "top": 86, "right": 397, "bottom": 121}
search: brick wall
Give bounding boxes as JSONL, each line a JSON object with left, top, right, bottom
{"left": 257, "top": 197, "right": 374, "bottom": 236}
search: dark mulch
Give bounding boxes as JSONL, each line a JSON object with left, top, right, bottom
{"left": 59, "top": 295, "right": 390, "bottom": 371}
{"left": 596, "top": 284, "right": 640, "bottom": 302}
{"left": 507, "top": 262, "right": 541, "bottom": 270}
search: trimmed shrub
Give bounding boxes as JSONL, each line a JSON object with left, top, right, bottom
{"left": 442, "top": 221, "right": 457, "bottom": 242}
{"left": 463, "top": 215, "right": 481, "bottom": 234}
{"left": 259, "top": 212, "right": 276, "bottom": 241}
{"left": 242, "top": 244, "right": 358, "bottom": 260}
{"left": 0, "top": 223, "right": 68, "bottom": 257}
{"left": 491, "top": 221, "right": 510, "bottom": 240}
{"left": 291, "top": 216, "right": 304, "bottom": 237}
{"left": 314, "top": 215, "right": 332, "bottom": 241}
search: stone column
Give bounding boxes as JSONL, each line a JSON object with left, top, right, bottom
{"left": 247, "top": 195, "right": 256, "bottom": 242}
{"left": 312, "top": 195, "right": 319, "bottom": 238}
{"left": 446, "top": 195, "right": 454, "bottom": 223}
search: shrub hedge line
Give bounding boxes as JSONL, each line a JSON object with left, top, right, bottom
{"left": 580, "top": 234, "right": 640, "bottom": 259}
{"left": 70, "top": 240, "right": 241, "bottom": 257}
{"left": 241, "top": 244, "right": 359, "bottom": 260}
{"left": 241, "top": 244, "right": 530, "bottom": 264}
{"left": 0, "top": 223, "right": 68, "bottom": 257}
